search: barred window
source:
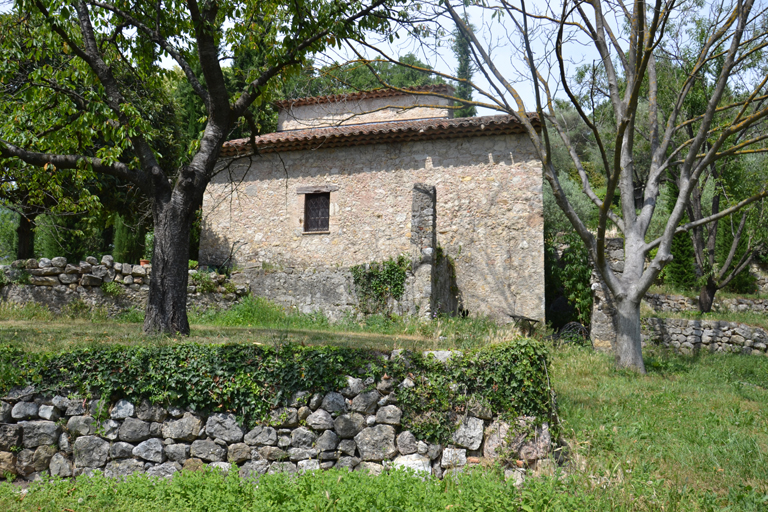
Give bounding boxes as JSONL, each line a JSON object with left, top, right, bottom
{"left": 304, "top": 192, "right": 330, "bottom": 232}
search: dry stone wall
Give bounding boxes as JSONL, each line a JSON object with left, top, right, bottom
{"left": 589, "top": 239, "right": 768, "bottom": 352}
{"left": 643, "top": 317, "right": 768, "bottom": 356}
{"left": 644, "top": 293, "right": 768, "bottom": 314}
{"left": 0, "top": 255, "right": 247, "bottom": 316}
{"left": 0, "top": 354, "right": 551, "bottom": 483}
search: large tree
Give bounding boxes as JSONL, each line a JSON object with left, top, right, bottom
{"left": 358, "top": 0, "right": 768, "bottom": 372}
{"left": 0, "top": 0, "right": 399, "bottom": 334}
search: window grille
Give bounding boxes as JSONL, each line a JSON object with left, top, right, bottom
{"left": 304, "top": 192, "right": 330, "bottom": 232}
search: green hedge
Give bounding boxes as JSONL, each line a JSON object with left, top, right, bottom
{"left": 0, "top": 338, "right": 553, "bottom": 443}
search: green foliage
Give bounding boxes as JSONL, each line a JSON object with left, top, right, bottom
{"left": 101, "top": 281, "right": 123, "bottom": 297}
{"left": 0, "top": 467, "right": 600, "bottom": 512}
{"left": 284, "top": 54, "right": 444, "bottom": 100}
{"left": 0, "top": 207, "right": 18, "bottom": 263}
{"left": 113, "top": 214, "right": 147, "bottom": 264}
{"left": 543, "top": 174, "right": 599, "bottom": 236}
{"left": 189, "top": 208, "right": 202, "bottom": 262}
{"left": 397, "top": 339, "right": 552, "bottom": 443}
{"left": 13, "top": 269, "right": 30, "bottom": 285}
{"left": 34, "top": 213, "right": 112, "bottom": 262}
{"left": 664, "top": 230, "right": 698, "bottom": 291}
{"left": 143, "top": 231, "right": 154, "bottom": 261}
{"left": 190, "top": 271, "right": 218, "bottom": 293}
{"left": 545, "top": 231, "right": 593, "bottom": 329}
{"left": 716, "top": 217, "right": 758, "bottom": 294}
{"left": 452, "top": 19, "right": 477, "bottom": 118}
{"left": 0, "top": 337, "right": 553, "bottom": 436}
{"left": 351, "top": 256, "right": 411, "bottom": 315}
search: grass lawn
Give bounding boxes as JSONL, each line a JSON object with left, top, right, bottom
{"left": 0, "top": 319, "right": 437, "bottom": 354}
{"left": 0, "top": 298, "right": 514, "bottom": 354}
{"left": 552, "top": 346, "right": 768, "bottom": 509}
{"left": 1, "top": 304, "right": 767, "bottom": 510}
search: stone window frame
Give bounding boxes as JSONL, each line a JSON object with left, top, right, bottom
{"left": 297, "top": 185, "right": 338, "bottom": 234}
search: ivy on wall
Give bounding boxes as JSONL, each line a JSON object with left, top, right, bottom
{"left": 350, "top": 255, "right": 410, "bottom": 314}
{"left": 0, "top": 338, "right": 554, "bottom": 443}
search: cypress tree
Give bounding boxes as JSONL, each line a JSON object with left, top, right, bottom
{"left": 452, "top": 18, "right": 477, "bottom": 118}
{"left": 665, "top": 229, "right": 698, "bottom": 291}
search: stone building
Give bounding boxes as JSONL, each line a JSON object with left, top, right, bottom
{"left": 200, "top": 85, "right": 544, "bottom": 323}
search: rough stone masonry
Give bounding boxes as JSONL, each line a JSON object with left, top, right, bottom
{"left": 0, "top": 351, "right": 552, "bottom": 483}
{"left": 200, "top": 87, "right": 545, "bottom": 324}
{"left": 0, "top": 255, "right": 247, "bottom": 316}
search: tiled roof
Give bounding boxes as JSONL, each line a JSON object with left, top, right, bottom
{"left": 273, "top": 84, "right": 455, "bottom": 109}
{"left": 219, "top": 113, "right": 540, "bottom": 158}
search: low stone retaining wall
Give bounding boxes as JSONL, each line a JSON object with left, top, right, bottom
{"left": 644, "top": 293, "right": 768, "bottom": 314}
{"left": 0, "top": 356, "right": 550, "bottom": 482}
{"left": 0, "top": 255, "right": 247, "bottom": 316}
{"left": 642, "top": 317, "right": 768, "bottom": 355}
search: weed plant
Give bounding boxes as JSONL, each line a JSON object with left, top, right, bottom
{"left": 0, "top": 467, "right": 593, "bottom": 512}
{"left": 0, "top": 459, "right": 765, "bottom": 510}
{"left": 0, "top": 302, "right": 54, "bottom": 321}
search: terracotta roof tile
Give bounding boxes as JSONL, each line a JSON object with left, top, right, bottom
{"left": 219, "top": 113, "right": 540, "bottom": 158}
{"left": 273, "top": 84, "right": 455, "bottom": 109}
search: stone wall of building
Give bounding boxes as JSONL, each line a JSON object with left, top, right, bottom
{"left": 0, "top": 351, "right": 551, "bottom": 483}
{"left": 277, "top": 93, "right": 454, "bottom": 131}
{"left": 643, "top": 317, "right": 768, "bottom": 356}
{"left": 0, "top": 256, "right": 246, "bottom": 316}
{"left": 201, "top": 132, "right": 545, "bottom": 323}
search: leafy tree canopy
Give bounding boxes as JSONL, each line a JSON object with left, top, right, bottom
{"left": 0, "top": 0, "right": 403, "bottom": 334}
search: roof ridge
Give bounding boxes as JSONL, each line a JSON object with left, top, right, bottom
{"left": 220, "top": 113, "right": 540, "bottom": 159}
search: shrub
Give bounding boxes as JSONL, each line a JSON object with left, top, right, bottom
{"left": 101, "top": 281, "right": 123, "bottom": 297}
{"left": 190, "top": 271, "right": 217, "bottom": 293}
{"left": 544, "top": 231, "right": 592, "bottom": 329}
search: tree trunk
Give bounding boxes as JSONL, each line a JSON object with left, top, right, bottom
{"left": 614, "top": 298, "right": 646, "bottom": 373}
{"left": 698, "top": 278, "right": 718, "bottom": 313}
{"left": 16, "top": 213, "right": 37, "bottom": 259}
{"left": 143, "top": 197, "right": 193, "bottom": 335}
